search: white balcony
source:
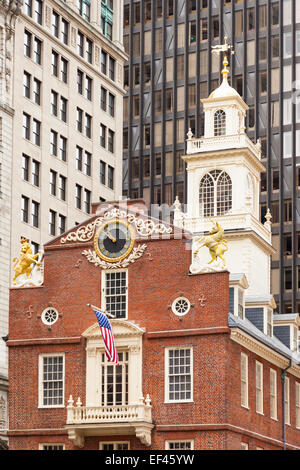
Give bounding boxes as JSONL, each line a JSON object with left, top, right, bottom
{"left": 174, "top": 212, "right": 272, "bottom": 246}
{"left": 65, "top": 395, "right": 154, "bottom": 448}
{"left": 186, "top": 133, "right": 261, "bottom": 159}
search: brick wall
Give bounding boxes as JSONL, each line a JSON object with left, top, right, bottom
{"left": 7, "top": 224, "right": 300, "bottom": 450}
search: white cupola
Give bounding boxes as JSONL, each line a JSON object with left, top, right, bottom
{"left": 174, "top": 41, "right": 275, "bottom": 297}
{"left": 202, "top": 55, "right": 248, "bottom": 138}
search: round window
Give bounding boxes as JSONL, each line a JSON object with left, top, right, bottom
{"left": 172, "top": 297, "right": 191, "bottom": 317}
{"left": 41, "top": 307, "right": 59, "bottom": 326}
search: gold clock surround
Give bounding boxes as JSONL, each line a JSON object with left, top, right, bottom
{"left": 94, "top": 218, "right": 135, "bottom": 263}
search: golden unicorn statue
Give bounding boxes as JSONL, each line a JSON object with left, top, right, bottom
{"left": 12, "top": 238, "right": 41, "bottom": 285}
{"left": 194, "top": 219, "right": 228, "bottom": 267}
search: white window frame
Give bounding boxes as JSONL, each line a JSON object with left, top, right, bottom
{"left": 38, "top": 353, "right": 65, "bottom": 408}
{"left": 84, "top": 321, "right": 144, "bottom": 408}
{"left": 240, "top": 442, "right": 249, "bottom": 450}
{"left": 99, "top": 441, "right": 130, "bottom": 450}
{"left": 99, "top": 350, "right": 128, "bottom": 406}
{"left": 214, "top": 109, "right": 226, "bottom": 136}
{"left": 101, "top": 269, "right": 128, "bottom": 320}
{"left": 285, "top": 376, "right": 290, "bottom": 425}
{"left": 270, "top": 368, "right": 277, "bottom": 420}
{"left": 164, "top": 347, "right": 193, "bottom": 404}
{"left": 38, "top": 443, "right": 65, "bottom": 450}
{"left": 255, "top": 361, "right": 263, "bottom": 415}
{"left": 292, "top": 326, "right": 298, "bottom": 352}
{"left": 264, "top": 308, "right": 273, "bottom": 337}
{"left": 199, "top": 169, "right": 232, "bottom": 218}
{"left": 237, "top": 288, "right": 244, "bottom": 319}
{"left": 296, "top": 382, "right": 300, "bottom": 429}
{"left": 241, "top": 353, "right": 249, "bottom": 409}
{"left": 165, "top": 440, "right": 194, "bottom": 450}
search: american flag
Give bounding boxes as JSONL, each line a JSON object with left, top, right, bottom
{"left": 91, "top": 306, "right": 119, "bottom": 364}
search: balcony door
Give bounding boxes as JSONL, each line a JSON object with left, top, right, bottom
{"left": 100, "top": 351, "right": 128, "bottom": 406}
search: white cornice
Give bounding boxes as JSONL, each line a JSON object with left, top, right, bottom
{"left": 225, "top": 229, "right": 275, "bottom": 255}
{"left": 230, "top": 328, "right": 300, "bottom": 378}
{"left": 183, "top": 147, "right": 265, "bottom": 174}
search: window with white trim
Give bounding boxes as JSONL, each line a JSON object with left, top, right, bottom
{"left": 165, "top": 440, "right": 194, "bottom": 450}
{"left": 255, "top": 361, "right": 263, "bottom": 414}
{"left": 267, "top": 309, "right": 273, "bottom": 337}
{"left": 39, "top": 444, "right": 65, "bottom": 450}
{"left": 214, "top": 109, "right": 226, "bottom": 136}
{"left": 165, "top": 347, "right": 193, "bottom": 403}
{"left": 100, "top": 351, "right": 128, "bottom": 406}
{"left": 238, "top": 289, "right": 244, "bottom": 319}
{"left": 172, "top": 297, "right": 191, "bottom": 317}
{"left": 296, "top": 382, "right": 300, "bottom": 429}
{"left": 199, "top": 170, "right": 232, "bottom": 217}
{"left": 292, "top": 326, "right": 298, "bottom": 352}
{"left": 241, "top": 353, "right": 248, "bottom": 408}
{"left": 102, "top": 270, "right": 128, "bottom": 319}
{"left": 270, "top": 369, "right": 277, "bottom": 420}
{"left": 285, "top": 376, "right": 290, "bottom": 425}
{"left": 240, "top": 442, "right": 249, "bottom": 450}
{"left": 84, "top": 321, "right": 144, "bottom": 412}
{"left": 99, "top": 442, "right": 129, "bottom": 450}
{"left": 38, "top": 354, "right": 64, "bottom": 408}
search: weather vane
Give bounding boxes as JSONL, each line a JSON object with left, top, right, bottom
{"left": 211, "top": 36, "right": 235, "bottom": 57}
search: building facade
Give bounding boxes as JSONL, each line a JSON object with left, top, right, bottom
{"left": 6, "top": 197, "right": 300, "bottom": 450}
{"left": 122, "top": 0, "right": 300, "bottom": 315}
{"left": 1, "top": 0, "right": 127, "bottom": 447}
{"left": 0, "top": 0, "right": 22, "bottom": 447}
{"left": 6, "top": 66, "right": 300, "bottom": 449}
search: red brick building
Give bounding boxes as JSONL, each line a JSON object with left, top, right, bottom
{"left": 6, "top": 200, "right": 300, "bottom": 450}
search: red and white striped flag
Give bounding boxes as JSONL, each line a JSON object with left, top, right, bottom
{"left": 90, "top": 306, "right": 119, "bottom": 364}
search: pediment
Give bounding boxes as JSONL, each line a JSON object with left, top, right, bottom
{"left": 82, "top": 319, "right": 146, "bottom": 340}
{"left": 45, "top": 203, "right": 178, "bottom": 248}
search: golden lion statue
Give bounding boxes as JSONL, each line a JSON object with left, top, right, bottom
{"left": 194, "top": 219, "right": 228, "bottom": 267}
{"left": 12, "top": 238, "right": 41, "bottom": 285}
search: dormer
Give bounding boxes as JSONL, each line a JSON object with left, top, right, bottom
{"left": 229, "top": 274, "right": 249, "bottom": 320}
{"left": 273, "top": 314, "right": 300, "bottom": 353}
{"left": 245, "top": 295, "right": 277, "bottom": 338}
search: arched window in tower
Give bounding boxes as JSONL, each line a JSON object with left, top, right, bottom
{"left": 199, "top": 170, "right": 232, "bottom": 217}
{"left": 199, "top": 173, "right": 215, "bottom": 217}
{"left": 214, "top": 110, "right": 226, "bottom": 136}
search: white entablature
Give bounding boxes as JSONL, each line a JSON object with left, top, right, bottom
{"left": 175, "top": 51, "right": 274, "bottom": 297}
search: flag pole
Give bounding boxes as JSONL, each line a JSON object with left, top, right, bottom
{"left": 87, "top": 303, "right": 116, "bottom": 319}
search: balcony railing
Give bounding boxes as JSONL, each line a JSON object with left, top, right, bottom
{"left": 186, "top": 133, "right": 261, "bottom": 159}
{"left": 65, "top": 395, "right": 154, "bottom": 447}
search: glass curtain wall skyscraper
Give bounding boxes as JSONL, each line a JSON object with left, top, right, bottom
{"left": 122, "top": 0, "right": 300, "bottom": 315}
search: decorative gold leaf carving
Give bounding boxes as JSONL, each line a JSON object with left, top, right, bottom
{"left": 61, "top": 208, "right": 172, "bottom": 244}
{"left": 82, "top": 244, "right": 147, "bottom": 269}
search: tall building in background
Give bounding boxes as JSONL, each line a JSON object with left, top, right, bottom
{"left": 0, "top": 0, "right": 22, "bottom": 447}
{"left": 0, "top": 0, "right": 126, "bottom": 445}
{"left": 122, "top": 0, "right": 300, "bottom": 315}
{"left": 11, "top": 0, "right": 126, "bottom": 260}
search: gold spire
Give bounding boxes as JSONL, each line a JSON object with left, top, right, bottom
{"left": 208, "top": 37, "right": 239, "bottom": 99}
{"left": 221, "top": 54, "right": 229, "bottom": 83}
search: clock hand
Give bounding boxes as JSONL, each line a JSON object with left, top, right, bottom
{"left": 106, "top": 229, "right": 117, "bottom": 243}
